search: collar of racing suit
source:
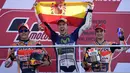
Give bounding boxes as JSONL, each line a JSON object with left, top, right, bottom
{"left": 19, "top": 39, "right": 30, "bottom": 45}
{"left": 59, "top": 34, "right": 69, "bottom": 37}
{"left": 95, "top": 40, "right": 106, "bottom": 45}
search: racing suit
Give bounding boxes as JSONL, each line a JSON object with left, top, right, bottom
{"left": 5, "top": 40, "right": 51, "bottom": 73}
{"left": 42, "top": 9, "right": 93, "bottom": 72}
{"left": 82, "top": 40, "right": 127, "bottom": 72}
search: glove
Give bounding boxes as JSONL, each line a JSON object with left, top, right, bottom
{"left": 5, "top": 58, "right": 13, "bottom": 68}
{"left": 36, "top": 42, "right": 42, "bottom": 49}
{"left": 91, "top": 61, "right": 100, "bottom": 69}
{"left": 87, "top": 0, "right": 94, "bottom": 10}
{"left": 81, "top": 61, "right": 92, "bottom": 71}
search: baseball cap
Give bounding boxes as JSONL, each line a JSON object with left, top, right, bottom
{"left": 95, "top": 24, "right": 106, "bottom": 31}
{"left": 57, "top": 18, "right": 67, "bottom": 24}
{"left": 18, "top": 23, "right": 29, "bottom": 31}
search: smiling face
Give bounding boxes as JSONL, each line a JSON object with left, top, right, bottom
{"left": 18, "top": 26, "right": 30, "bottom": 40}
{"left": 95, "top": 28, "right": 105, "bottom": 40}
{"left": 58, "top": 21, "right": 68, "bottom": 36}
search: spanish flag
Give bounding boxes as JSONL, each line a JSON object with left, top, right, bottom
{"left": 35, "top": 1, "right": 89, "bottom": 27}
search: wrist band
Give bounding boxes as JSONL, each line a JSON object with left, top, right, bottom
{"left": 88, "top": 9, "right": 93, "bottom": 12}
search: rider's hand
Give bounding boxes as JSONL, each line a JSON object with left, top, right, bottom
{"left": 87, "top": 0, "right": 94, "bottom": 10}
{"left": 5, "top": 58, "right": 13, "bottom": 68}
{"left": 38, "top": 24, "right": 44, "bottom": 31}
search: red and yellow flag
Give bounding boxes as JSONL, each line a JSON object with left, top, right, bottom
{"left": 35, "top": 1, "right": 89, "bottom": 27}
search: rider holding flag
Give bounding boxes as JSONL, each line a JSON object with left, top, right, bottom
{"left": 39, "top": 2, "right": 94, "bottom": 72}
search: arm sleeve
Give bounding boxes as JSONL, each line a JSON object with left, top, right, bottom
{"left": 82, "top": 47, "right": 92, "bottom": 71}
{"left": 43, "top": 22, "right": 58, "bottom": 42}
{"left": 110, "top": 43, "right": 121, "bottom": 53}
{"left": 71, "top": 9, "right": 93, "bottom": 41}
{"left": 118, "top": 40, "right": 127, "bottom": 51}
{"left": 6, "top": 48, "right": 15, "bottom": 61}
{"left": 110, "top": 40, "right": 127, "bottom": 53}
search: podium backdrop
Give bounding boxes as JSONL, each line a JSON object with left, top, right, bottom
{"left": 0, "top": 0, "right": 130, "bottom": 72}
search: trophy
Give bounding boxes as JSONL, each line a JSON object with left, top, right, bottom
{"left": 87, "top": 48, "right": 101, "bottom": 62}
{"left": 86, "top": 48, "right": 101, "bottom": 71}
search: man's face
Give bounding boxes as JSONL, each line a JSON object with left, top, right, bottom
{"left": 58, "top": 21, "right": 68, "bottom": 35}
{"left": 19, "top": 27, "right": 29, "bottom": 40}
{"left": 95, "top": 28, "right": 105, "bottom": 39}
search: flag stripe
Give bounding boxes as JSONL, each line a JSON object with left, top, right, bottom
{"left": 39, "top": 14, "right": 83, "bottom": 27}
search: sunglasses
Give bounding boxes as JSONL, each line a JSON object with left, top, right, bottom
{"left": 19, "top": 29, "right": 29, "bottom": 33}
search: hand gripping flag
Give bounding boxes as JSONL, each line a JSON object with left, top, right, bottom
{"left": 34, "top": 1, "right": 90, "bottom": 27}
